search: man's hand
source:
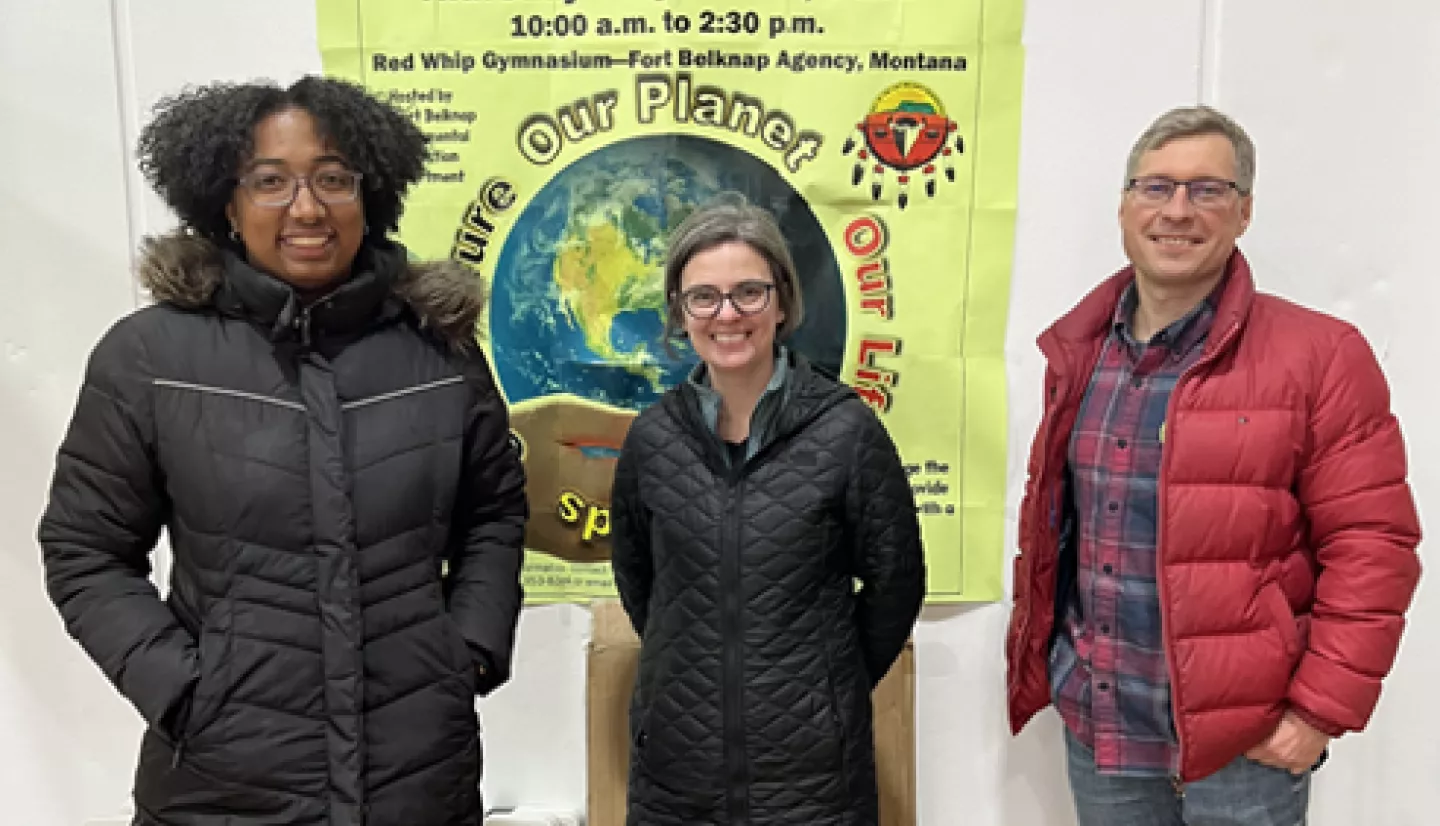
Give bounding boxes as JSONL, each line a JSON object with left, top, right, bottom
{"left": 1244, "top": 710, "right": 1330, "bottom": 775}
{"left": 509, "top": 394, "right": 637, "bottom": 564}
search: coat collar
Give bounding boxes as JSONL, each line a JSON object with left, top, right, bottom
{"left": 136, "top": 230, "right": 486, "bottom": 351}
{"left": 211, "top": 243, "right": 403, "bottom": 344}
{"left": 1038, "top": 247, "right": 1256, "bottom": 363}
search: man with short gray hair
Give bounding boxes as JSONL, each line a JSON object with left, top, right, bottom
{"left": 1005, "top": 105, "right": 1421, "bottom": 824}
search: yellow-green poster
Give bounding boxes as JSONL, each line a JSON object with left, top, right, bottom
{"left": 316, "top": 0, "right": 1023, "bottom": 603}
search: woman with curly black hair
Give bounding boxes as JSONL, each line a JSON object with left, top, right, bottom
{"left": 38, "top": 75, "right": 527, "bottom": 825}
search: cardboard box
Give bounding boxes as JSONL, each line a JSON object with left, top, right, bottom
{"left": 586, "top": 600, "right": 916, "bottom": 825}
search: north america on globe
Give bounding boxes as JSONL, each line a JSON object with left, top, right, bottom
{"left": 491, "top": 134, "right": 847, "bottom": 412}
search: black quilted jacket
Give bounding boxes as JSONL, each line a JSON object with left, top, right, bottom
{"left": 611, "top": 352, "right": 925, "bottom": 825}
{"left": 38, "top": 233, "right": 527, "bottom": 825}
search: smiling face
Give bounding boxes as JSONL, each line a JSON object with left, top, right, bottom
{"left": 678, "top": 241, "right": 785, "bottom": 377}
{"left": 1120, "top": 133, "right": 1252, "bottom": 292}
{"left": 226, "top": 107, "right": 365, "bottom": 293}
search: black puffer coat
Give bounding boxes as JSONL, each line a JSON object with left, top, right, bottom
{"left": 610, "top": 352, "right": 925, "bottom": 826}
{"left": 38, "top": 233, "right": 527, "bottom": 825}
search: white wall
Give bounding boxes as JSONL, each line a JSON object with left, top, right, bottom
{"left": 0, "top": 1, "right": 1433, "bottom": 823}
{"left": 0, "top": 2, "right": 144, "bottom": 823}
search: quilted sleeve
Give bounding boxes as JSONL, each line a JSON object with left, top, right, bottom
{"left": 448, "top": 348, "right": 529, "bottom": 696}
{"left": 610, "top": 421, "right": 654, "bottom": 638}
{"left": 844, "top": 406, "right": 926, "bottom": 686}
{"left": 1288, "top": 328, "right": 1422, "bottom": 733}
{"left": 38, "top": 319, "right": 196, "bottom": 734}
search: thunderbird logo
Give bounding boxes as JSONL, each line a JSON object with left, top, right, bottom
{"left": 841, "top": 81, "right": 964, "bottom": 209}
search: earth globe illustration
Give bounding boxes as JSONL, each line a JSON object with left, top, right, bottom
{"left": 489, "top": 134, "right": 846, "bottom": 413}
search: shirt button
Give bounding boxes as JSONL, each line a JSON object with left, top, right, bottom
{"left": 1098, "top": 681, "right": 1110, "bottom": 691}
{"left": 1131, "top": 377, "right": 1143, "bottom": 388}
{"left": 1102, "top": 564, "right": 1114, "bottom": 575}
{"left": 1117, "top": 439, "right": 1128, "bottom": 449}
{"left": 1107, "top": 502, "right": 1119, "bottom": 512}
{"left": 1101, "top": 624, "right": 1111, "bottom": 634}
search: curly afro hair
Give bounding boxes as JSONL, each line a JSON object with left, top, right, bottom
{"left": 136, "top": 75, "right": 428, "bottom": 244}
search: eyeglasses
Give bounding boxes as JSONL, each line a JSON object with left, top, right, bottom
{"left": 679, "top": 281, "right": 776, "bottom": 319}
{"left": 1127, "top": 176, "right": 1242, "bottom": 208}
{"left": 237, "top": 167, "right": 363, "bottom": 208}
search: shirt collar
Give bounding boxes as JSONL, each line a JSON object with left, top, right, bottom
{"left": 687, "top": 345, "right": 789, "bottom": 440}
{"left": 1112, "top": 278, "right": 1222, "bottom": 358}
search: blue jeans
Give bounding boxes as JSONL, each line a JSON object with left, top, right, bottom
{"left": 1064, "top": 730, "right": 1310, "bottom": 826}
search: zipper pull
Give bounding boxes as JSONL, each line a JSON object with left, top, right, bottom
{"left": 293, "top": 307, "right": 312, "bottom": 349}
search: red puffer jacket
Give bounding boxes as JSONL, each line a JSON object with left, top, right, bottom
{"left": 1006, "top": 250, "right": 1422, "bottom": 781}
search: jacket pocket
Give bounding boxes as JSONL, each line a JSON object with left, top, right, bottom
{"left": 821, "top": 643, "right": 852, "bottom": 775}
{"left": 628, "top": 637, "right": 674, "bottom": 766}
{"left": 152, "top": 594, "right": 235, "bottom": 773}
{"left": 181, "top": 595, "right": 236, "bottom": 746}
{"left": 1008, "top": 553, "right": 1033, "bottom": 661}
{"left": 1261, "top": 582, "right": 1300, "bottom": 660}
{"left": 627, "top": 689, "right": 659, "bottom": 780}
{"left": 440, "top": 610, "right": 480, "bottom": 693}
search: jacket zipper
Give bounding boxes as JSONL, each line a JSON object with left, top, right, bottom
{"left": 293, "top": 305, "right": 313, "bottom": 349}
{"left": 1157, "top": 318, "right": 1242, "bottom": 791}
{"left": 721, "top": 475, "right": 749, "bottom": 825}
{"left": 1024, "top": 342, "right": 1075, "bottom": 647}
{"left": 668, "top": 376, "right": 844, "bottom": 824}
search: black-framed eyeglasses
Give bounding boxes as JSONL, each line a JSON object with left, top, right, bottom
{"left": 237, "top": 167, "right": 364, "bottom": 208}
{"left": 679, "top": 281, "right": 776, "bottom": 319}
{"left": 1126, "top": 176, "right": 1242, "bottom": 208}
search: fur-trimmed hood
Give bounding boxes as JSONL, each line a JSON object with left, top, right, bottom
{"left": 135, "top": 231, "right": 483, "bottom": 349}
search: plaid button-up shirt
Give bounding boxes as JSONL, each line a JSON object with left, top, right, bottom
{"left": 1047, "top": 282, "right": 1217, "bottom": 777}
